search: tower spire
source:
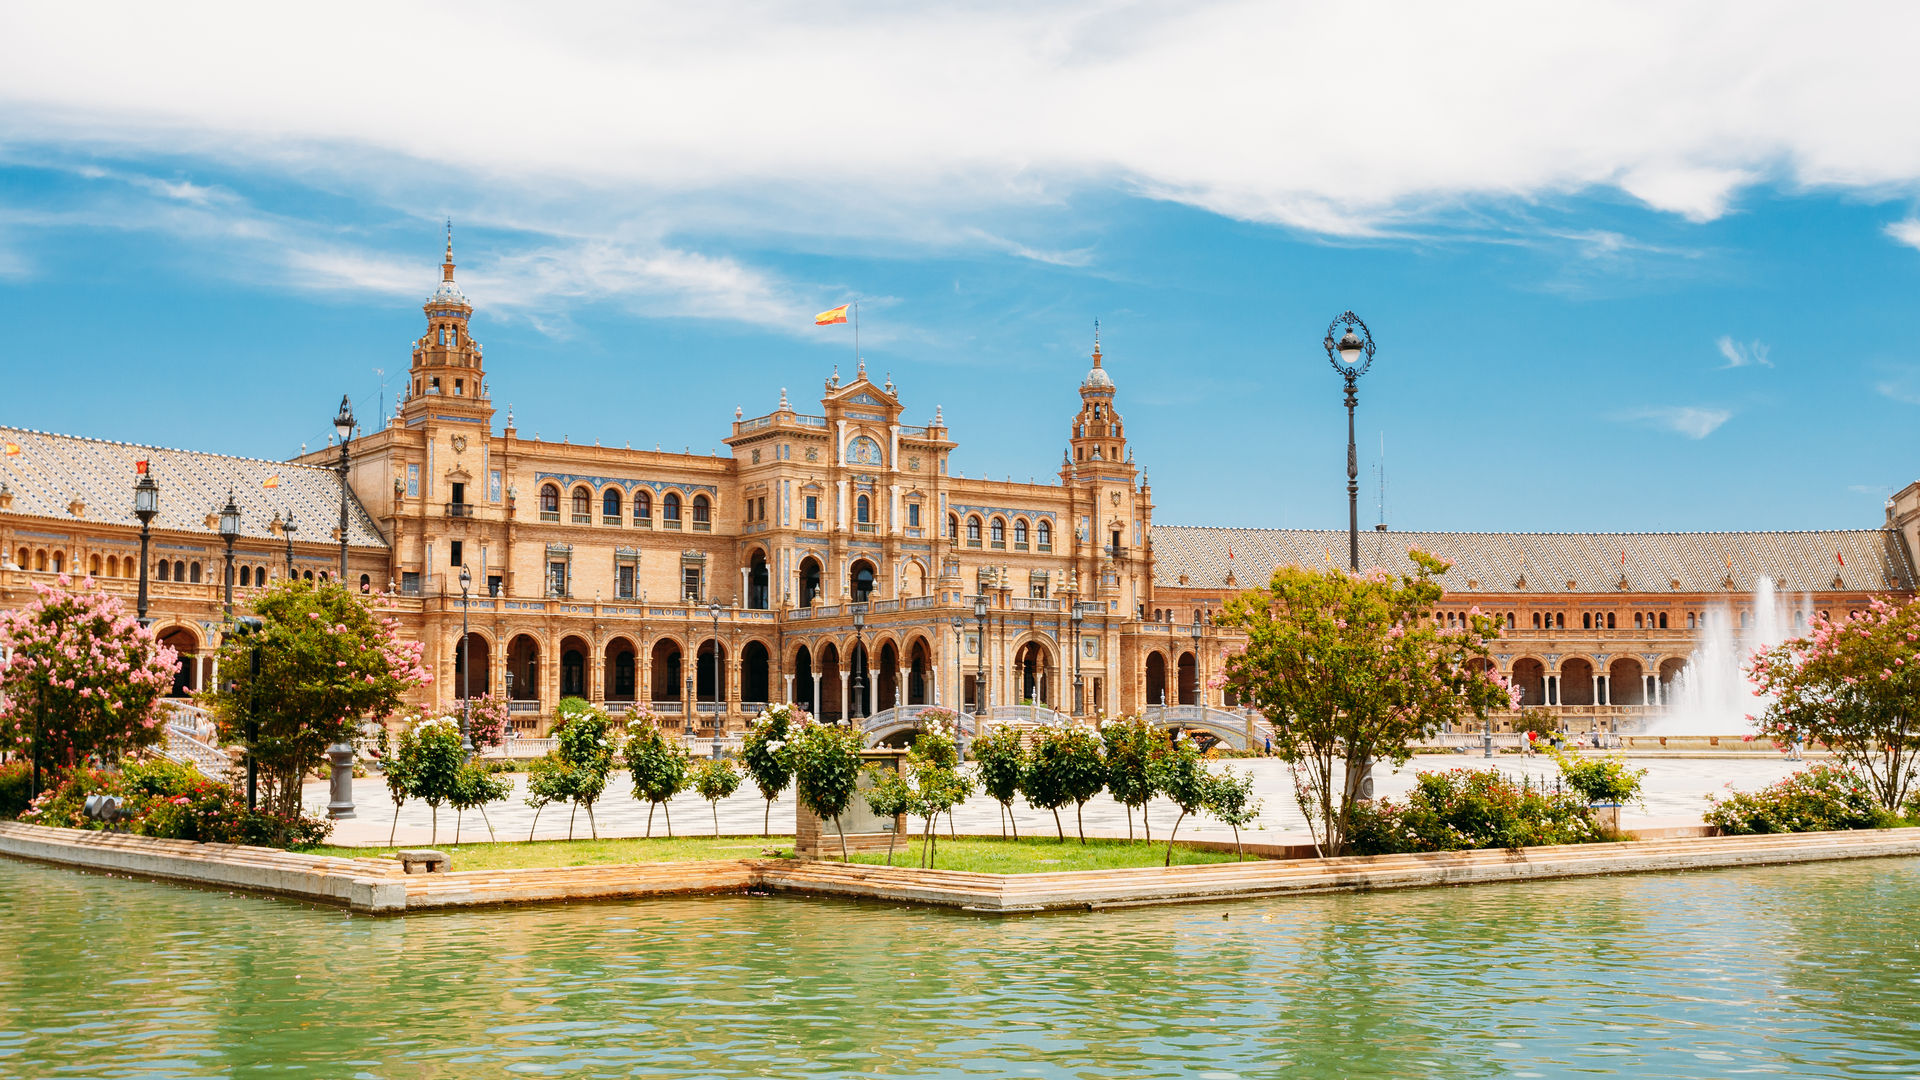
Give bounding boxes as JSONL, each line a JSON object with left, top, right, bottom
{"left": 442, "top": 219, "right": 456, "bottom": 282}
{"left": 1092, "top": 318, "right": 1102, "bottom": 365}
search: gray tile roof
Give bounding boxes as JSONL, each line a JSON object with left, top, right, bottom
{"left": 0, "top": 426, "right": 387, "bottom": 548}
{"left": 1151, "top": 525, "right": 1916, "bottom": 595}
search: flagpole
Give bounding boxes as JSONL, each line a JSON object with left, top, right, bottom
{"left": 853, "top": 300, "right": 861, "bottom": 369}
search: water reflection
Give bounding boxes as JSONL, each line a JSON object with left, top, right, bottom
{"left": 2, "top": 859, "right": 1919, "bottom": 1077}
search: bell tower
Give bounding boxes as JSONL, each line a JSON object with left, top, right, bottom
{"left": 400, "top": 223, "right": 489, "bottom": 425}
{"left": 1066, "top": 322, "right": 1129, "bottom": 471}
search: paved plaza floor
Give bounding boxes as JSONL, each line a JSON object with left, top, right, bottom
{"left": 311, "top": 752, "right": 1814, "bottom": 849}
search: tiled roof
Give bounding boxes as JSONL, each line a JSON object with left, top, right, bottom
{"left": 0, "top": 426, "right": 387, "bottom": 548}
{"left": 1151, "top": 525, "right": 1916, "bottom": 595}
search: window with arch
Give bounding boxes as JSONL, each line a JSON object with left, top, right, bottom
{"left": 540, "top": 484, "right": 561, "bottom": 521}
{"left": 948, "top": 514, "right": 959, "bottom": 539}
{"left": 156, "top": 558, "right": 169, "bottom": 581}
{"left": 603, "top": 488, "right": 623, "bottom": 524}
{"left": 634, "top": 489, "right": 652, "bottom": 525}
{"left": 1606, "top": 612, "right": 1616, "bottom": 629}
{"left": 1037, "top": 519, "right": 1052, "bottom": 551}
{"left": 1633, "top": 612, "right": 1643, "bottom": 629}
{"left": 14, "top": 547, "right": 26, "bottom": 570}
{"left": 692, "top": 494, "right": 711, "bottom": 530}
{"left": 856, "top": 493, "right": 871, "bottom": 524}
{"left": 87, "top": 554, "right": 101, "bottom": 577}
{"left": 571, "top": 486, "right": 591, "bottom": 523}
{"left": 105, "top": 555, "right": 119, "bottom": 577}
{"left": 1555, "top": 612, "right": 1565, "bottom": 629}
{"left": 966, "top": 515, "right": 982, "bottom": 546}
{"left": 256, "top": 566, "right": 267, "bottom": 586}
{"left": 1582, "top": 613, "right": 1592, "bottom": 629}
{"left": 187, "top": 561, "right": 200, "bottom": 583}
{"left": 1532, "top": 612, "right": 1542, "bottom": 629}
{"left": 360, "top": 573, "right": 372, "bottom": 593}
{"left": 1658, "top": 612, "right": 1668, "bottom": 629}
{"left": 990, "top": 517, "right": 1006, "bottom": 548}
{"left": 240, "top": 566, "right": 251, "bottom": 587}
{"left": 304, "top": 570, "right": 314, "bottom": 582}
{"left": 662, "top": 492, "right": 682, "bottom": 526}
{"left": 1013, "top": 519, "right": 1029, "bottom": 549}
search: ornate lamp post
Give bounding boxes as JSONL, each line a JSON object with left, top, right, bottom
{"left": 1070, "top": 604, "right": 1084, "bottom": 716}
{"left": 281, "top": 510, "right": 297, "bottom": 580}
{"left": 950, "top": 615, "right": 965, "bottom": 712}
{"left": 709, "top": 600, "right": 723, "bottom": 757}
{"left": 459, "top": 564, "right": 473, "bottom": 758}
{"left": 132, "top": 462, "right": 160, "bottom": 625}
{"left": 218, "top": 492, "right": 241, "bottom": 621}
{"left": 1323, "top": 311, "right": 1376, "bottom": 572}
{"left": 1189, "top": 611, "right": 1204, "bottom": 708}
{"left": 973, "top": 594, "right": 989, "bottom": 718}
{"left": 332, "top": 395, "right": 354, "bottom": 583}
{"left": 850, "top": 602, "right": 867, "bottom": 721}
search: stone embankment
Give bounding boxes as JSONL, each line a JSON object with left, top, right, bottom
{"left": 5, "top": 820, "right": 1918, "bottom": 915}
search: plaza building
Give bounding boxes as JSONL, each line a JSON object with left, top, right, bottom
{"left": 3, "top": 238, "right": 1916, "bottom": 742}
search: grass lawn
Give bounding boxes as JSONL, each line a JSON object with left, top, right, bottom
{"left": 309, "top": 834, "right": 1248, "bottom": 873}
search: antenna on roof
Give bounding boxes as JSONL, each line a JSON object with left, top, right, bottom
{"left": 1374, "top": 432, "right": 1387, "bottom": 531}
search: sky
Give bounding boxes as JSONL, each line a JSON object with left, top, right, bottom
{"left": 3, "top": 2, "right": 1920, "bottom": 534}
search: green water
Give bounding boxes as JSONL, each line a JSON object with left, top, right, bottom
{"left": 2, "top": 858, "right": 1919, "bottom": 1078}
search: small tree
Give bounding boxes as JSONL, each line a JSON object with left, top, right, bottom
{"left": 1749, "top": 596, "right": 1920, "bottom": 811}
{"left": 449, "top": 763, "right": 511, "bottom": 843}
{"left": 739, "top": 703, "right": 798, "bottom": 835}
{"left": 1218, "top": 551, "right": 1512, "bottom": 856}
{"left": 202, "top": 580, "right": 429, "bottom": 818}
{"left": 1028, "top": 722, "right": 1106, "bottom": 842}
{"left": 0, "top": 576, "right": 179, "bottom": 784}
{"left": 376, "top": 723, "right": 417, "bottom": 846}
{"left": 1101, "top": 714, "right": 1163, "bottom": 842}
{"left": 1204, "top": 767, "right": 1261, "bottom": 860}
{"left": 860, "top": 766, "right": 913, "bottom": 866}
{"left": 971, "top": 725, "right": 1029, "bottom": 839}
{"left": 903, "top": 723, "right": 973, "bottom": 868}
{"left": 401, "top": 715, "right": 464, "bottom": 846}
{"left": 791, "top": 718, "right": 864, "bottom": 861}
{"left": 691, "top": 758, "right": 742, "bottom": 836}
{"left": 524, "top": 755, "right": 568, "bottom": 840}
{"left": 1154, "top": 735, "right": 1209, "bottom": 867}
{"left": 461, "top": 693, "right": 511, "bottom": 751}
{"left": 551, "top": 705, "right": 616, "bottom": 839}
{"left": 623, "top": 722, "right": 691, "bottom": 837}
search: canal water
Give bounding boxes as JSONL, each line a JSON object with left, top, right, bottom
{"left": 2, "top": 857, "right": 1918, "bottom": 1078}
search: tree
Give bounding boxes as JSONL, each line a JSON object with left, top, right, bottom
{"left": 690, "top": 758, "right": 742, "bottom": 836}
{"left": 1749, "top": 595, "right": 1920, "bottom": 811}
{"left": 1203, "top": 767, "right": 1261, "bottom": 860}
{"left": 791, "top": 717, "right": 864, "bottom": 861}
{"left": 1154, "top": 734, "right": 1209, "bottom": 867}
{"left": 860, "top": 766, "right": 912, "bottom": 866}
{"left": 1028, "top": 722, "right": 1106, "bottom": 842}
{"left": 971, "top": 725, "right": 1029, "bottom": 839}
{"left": 739, "top": 703, "right": 798, "bottom": 835}
{"left": 1101, "top": 714, "right": 1163, "bottom": 842}
{"left": 201, "top": 580, "right": 429, "bottom": 818}
{"left": 376, "top": 723, "right": 417, "bottom": 846}
{"left": 524, "top": 755, "right": 568, "bottom": 840}
{"left": 551, "top": 704, "right": 616, "bottom": 839}
{"left": 449, "top": 763, "right": 511, "bottom": 843}
{"left": 462, "top": 693, "right": 511, "bottom": 751}
{"left": 1217, "top": 551, "right": 1512, "bottom": 856}
{"left": 903, "top": 724, "right": 973, "bottom": 868}
{"left": 400, "top": 715, "right": 464, "bottom": 846}
{"left": 0, "top": 576, "right": 179, "bottom": 784}
{"left": 623, "top": 722, "right": 690, "bottom": 836}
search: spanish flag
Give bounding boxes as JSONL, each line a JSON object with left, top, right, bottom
{"left": 263, "top": 474, "right": 281, "bottom": 490}
{"left": 2, "top": 441, "right": 18, "bottom": 457}
{"left": 815, "top": 303, "right": 850, "bottom": 326}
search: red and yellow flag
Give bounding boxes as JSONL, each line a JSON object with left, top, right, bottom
{"left": 2, "top": 441, "right": 19, "bottom": 457}
{"left": 263, "top": 474, "right": 281, "bottom": 490}
{"left": 814, "top": 303, "right": 850, "bottom": 326}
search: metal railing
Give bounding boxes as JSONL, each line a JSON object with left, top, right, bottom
{"left": 445, "top": 502, "right": 474, "bottom": 517}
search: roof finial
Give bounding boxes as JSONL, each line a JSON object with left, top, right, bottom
{"left": 857, "top": 357, "right": 866, "bottom": 379}
{"left": 442, "top": 219, "right": 456, "bottom": 282}
{"left": 1092, "top": 318, "right": 1102, "bottom": 365}
{"left": 934, "top": 405, "right": 944, "bottom": 425}
{"left": 778, "top": 387, "right": 790, "bottom": 410}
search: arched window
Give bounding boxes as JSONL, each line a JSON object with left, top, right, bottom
{"left": 304, "top": 570, "right": 314, "bottom": 582}
{"left": 948, "top": 514, "right": 960, "bottom": 539}
{"left": 602, "top": 488, "right": 623, "bottom": 524}
{"left": 663, "top": 492, "right": 681, "bottom": 521}
{"left": 240, "top": 566, "right": 251, "bottom": 587}
{"left": 1037, "top": 520, "right": 1051, "bottom": 550}
{"left": 1013, "top": 519, "right": 1029, "bottom": 547}
{"left": 634, "top": 490, "right": 652, "bottom": 522}
{"left": 1582, "top": 613, "right": 1592, "bottom": 629}
{"left": 571, "top": 486, "right": 591, "bottom": 522}
{"left": 966, "top": 515, "right": 982, "bottom": 545}
{"left": 188, "top": 561, "right": 200, "bottom": 583}
{"left": 157, "top": 559, "right": 170, "bottom": 581}
{"left": 360, "top": 573, "right": 372, "bottom": 593}
{"left": 1658, "top": 613, "right": 1668, "bottom": 629}
{"left": 692, "top": 495, "right": 711, "bottom": 528}
{"left": 856, "top": 494, "right": 870, "bottom": 524}
{"left": 105, "top": 555, "right": 118, "bottom": 577}
{"left": 14, "top": 548, "right": 26, "bottom": 570}
{"left": 540, "top": 484, "right": 560, "bottom": 519}
{"left": 1606, "top": 612, "right": 1616, "bottom": 629}
{"left": 1555, "top": 612, "right": 1565, "bottom": 629}
{"left": 990, "top": 517, "right": 1006, "bottom": 546}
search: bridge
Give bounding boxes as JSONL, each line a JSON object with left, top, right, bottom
{"left": 1143, "top": 705, "right": 1272, "bottom": 751}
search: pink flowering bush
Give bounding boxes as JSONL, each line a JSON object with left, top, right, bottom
{"left": 1747, "top": 596, "right": 1920, "bottom": 810}
{"left": 461, "top": 692, "right": 510, "bottom": 750}
{"left": 18, "top": 758, "right": 331, "bottom": 848}
{"left": 1705, "top": 765, "right": 1901, "bottom": 834}
{"left": 0, "top": 575, "right": 179, "bottom": 772}
{"left": 201, "top": 580, "right": 431, "bottom": 818}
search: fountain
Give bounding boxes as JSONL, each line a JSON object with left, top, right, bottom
{"left": 1652, "top": 576, "right": 1807, "bottom": 735}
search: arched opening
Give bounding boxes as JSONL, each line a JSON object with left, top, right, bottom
{"left": 1560, "top": 658, "right": 1595, "bottom": 706}
{"left": 692, "top": 494, "right": 711, "bottom": 528}
{"left": 602, "top": 488, "right": 623, "bottom": 524}
{"left": 605, "top": 639, "right": 637, "bottom": 703}
{"left": 1015, "top": 640, "right": 1055, "bottom": 706}
{"left": 877, "top": 641, "right": 900, "bottom": 712}
{"left": 158, "top": 626, "right": 200, "bottom": 696}
{"left": 455, "top": 632, "right": 491, "bottom": 699}
{"left": 634, "top": 489, "right": 652, "bottom": 522}
{"left": 1658, "top": 657, "right": 1687, "bottom": 698}
{"left": 1512, "top": 658, "right": 1546, "bottom": 706}
{"left": 1037, "top": 520, "right": 1051, "bottom": 549}
{"left": 505, "top": 635, "right": 540, "bottom": 703}
{"left": 186, "top": 561, "right": 199, "bottom": 583}
{"left": 793, "top": 645, "right": 815, "bottom": 713}
{"left": 559, "top": 635, "right": 590, "bottom": 699}
{"left": 1177, "top": 651, "right": 1198, "bottom": 705}
{"left": 741, "top": 640, "right": 771, "bottom": 708}
{"left": 818, "top": 642, "right": 843, "bottom": 721}
{"left": 748, "top": 549, "right": 770, "bottom": 609}
{"left": 856, "top": 493, "right": 870, "bottom": 524}
{"left": 570, "top": 486, "right": 591, "bottom": 523}
{"left": 540, "top": 484, "right": 560, "bottom": 517}
{"left": 695, "top": 640, "right": 727, "bottom": 708}
{"left": 651, "top": 639, "right": 683, "bottom": 704}
{"left": 849, "top": 559, "right": 876, "bottom": 602}
{"left": 1013, "top": 519, "right": 1029, "bottom": 547}
{"left": 1146, "top": 651, "right": 1168, "bottom": 706}
{"left": 901, "top": 560, "right": 927, "bottom": 598}
{"left": 662, "top": 492, "right": 682, "bottom": 524}
{"left": 799, "top": 556, "right": 823, "bottom": 608}
{"left": 908, "top": 637, "right": 932, "bottom": 705}
{"left": 1609, "top": 657, "right": 1645, "bottom": 705}
{"left": 847, "top": 640, "right": 870, "bottom": 718}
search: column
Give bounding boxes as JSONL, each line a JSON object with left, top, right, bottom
{"left": 894, "top": 666, "right": 904, "bottom": 711}
{"left": 889, "top": 484, "right": 901, "bottom": 535}
{"left": 784, "top": 672, "right": 794, "bottom": 705}
{"left": 839, "top": 671, "right": 850, "bottom": 722}
{"left": 837, "top": 480, "right": 848, "bottom": 529}
{"left": 811, "top": 672, "right": 822, "bottom": 718}
{"left": 836, "top": 419, "right": 847, "bottom": 465}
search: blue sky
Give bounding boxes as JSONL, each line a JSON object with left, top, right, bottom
{"left": 4, "top": 3, "right": 1920, "bottom": 534}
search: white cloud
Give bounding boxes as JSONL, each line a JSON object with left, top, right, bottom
{"left": 1617, "top": 406, "right": 1732, "bottom": 439}
{"left": 1716, "top": 335, "right": 1772, "bottom": 369}
{"left": 2, "top": 2, "right": 1920, "bottom": 241}
{"left": 1888, "top": 219, "right": 1920, "bottom": 251}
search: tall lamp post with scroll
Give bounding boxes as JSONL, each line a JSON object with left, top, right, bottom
{"left": 1323, "top": 311, "right": 1376, "bottom": 572}
{"left": 132, "top": 463, "right": 160, "bottom": 625}
{"left": 332, "top": 395, "right": 354, "bottom": 582}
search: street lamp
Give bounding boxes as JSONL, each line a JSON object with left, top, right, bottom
{"left": 218, "top": 491, "right": 241, "bottom": 621}
{"left": 1190, "top": 611, "right": 1204, "bottom": 709}
{"left": 332, "top": 394, "right": 354, "bottom": 583}
{"left": 709, "top": 600, "right": 723, "bottom": 757}
{"left": 973, "top": 594, "right": 989, "bottom": 719}
{"left": 459, "top": 564, "right": 473, "bottom": 758}
{"left": 282, "top": 510, "right": 297, "bottom": 580}
{"left": 950, "top": 616, "right": 965, "bottom": 713}
{"left": 1071, "top": 604, "right": 1084, "bottom": 716}
{"left": 132, "top": 462, "right": 160, "bottom": 625}
{"left": 850, "top": 602, "right": 867, "bottom": 721}
{"left": 1322, "top": 311, "right": 1376, "bottom": 572}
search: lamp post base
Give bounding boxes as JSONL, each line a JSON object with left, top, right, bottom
{"left": 326, "top": 742, "right": 357, "bottom": 819}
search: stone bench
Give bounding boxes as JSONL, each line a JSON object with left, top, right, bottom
{"left": 396, "top": 849, "right": 451, "bottom": 874}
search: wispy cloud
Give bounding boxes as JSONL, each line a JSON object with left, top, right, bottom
{"left": 1615, "top": 405, "right": 1732, "bottom": 439}
{"left": 1887, "top": 219, "right": 1920, "bottom": 251}
{"left": 1875, "top": 365, "right": 1920, "bottom": 405}
{"left": 1716, "top": 335, "right": 1771, "bottom": 369}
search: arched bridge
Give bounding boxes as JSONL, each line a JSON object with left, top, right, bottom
{"left": 1145, "top": 705, "right": 1272, "bottom": 751}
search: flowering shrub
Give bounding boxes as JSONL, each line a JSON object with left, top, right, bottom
{"left": 624, "top": 721, "right": 690, "bottom": 837}
{"left": 0, "top": 576, "right": 179, "bottom": 770}
{"left": 0, "top": 761, "right": 33, "bottom": 818}
{"left": 461, "top": 693, "right": 510, "bottom": 750}
{"left": 790, "top": 714, "right": 865, "bottom": 860}
{"left": 1100, "top": 714, "right": 1163, "bottom": 841}
{"left": 1346, "top": 768, "right": 1603, "bottom": 856}
{"left": 399, "top": 715, "right": 466, "bottom": 845}
{"left": 1026, "top": 723, "right": 1106, "bottom": 842}
{"left": 690, "top": 758, "right": 743, "bottom": 836}
{"left": 1550, "top": 749, "right": 1647, "bottom": 806}
{"left": 1705, "top": 765, "right": 1901, "bottom": 835}
{"left": 739, "top": 703, "right": 799, "bottom": 836}
{"left": 901, "top": 727, "right": 972, "bottom": 868}
{"left": 970, "top": 725, "right": 1030, "bottom": 839}
{"left": 547, "top": 703, "right": 616, "bottom": 838}
{"left": 18, "top": 759, "right": 332, "bottom": 848}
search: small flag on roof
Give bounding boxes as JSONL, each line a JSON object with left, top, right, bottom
{"left": 3, "top": 441, "right": 19, "bottom": 456}
{"left": 1838, "top": 551, "right": 1846, "bottom": 567}
{"left": 815, "top": 303, "right": 850, "bottom": 326}
{"left": 263, "top": 475, "right": 281, "bottom": 489}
